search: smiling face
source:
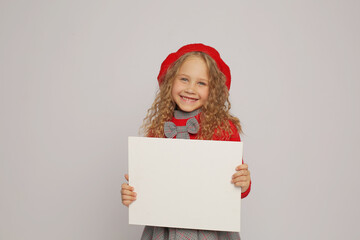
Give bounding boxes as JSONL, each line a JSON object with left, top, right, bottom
{"left": 171, "top": 56, "right": 210, "bottom": 112}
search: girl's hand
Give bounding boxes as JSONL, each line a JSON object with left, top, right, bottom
{"left": 121, "top": 174, "right": 137, "bottom": 207}
{"left": 231, "top": 163, "right": 251, "bottom": 193}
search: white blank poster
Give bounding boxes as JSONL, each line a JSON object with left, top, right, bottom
{"left": 128, "top": 136, "right": 243, "bottom": 232}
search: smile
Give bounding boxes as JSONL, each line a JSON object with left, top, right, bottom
{"left": 180, "top": 96, "right": 198, "bottom": 102}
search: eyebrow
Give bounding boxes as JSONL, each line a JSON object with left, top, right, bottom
{"left": 177, "top": 73, "right": 209, "bottom": 82}
{"left": 177, "top": 73, "right": 190, "bottom": 77}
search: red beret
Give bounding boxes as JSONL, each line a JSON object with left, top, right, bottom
{"left": 157, "top": 43, "right": 231, "bottom": 90}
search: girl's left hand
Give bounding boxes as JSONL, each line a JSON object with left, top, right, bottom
{"left": 231, "top": 163, "right": 251, "bottom": 193}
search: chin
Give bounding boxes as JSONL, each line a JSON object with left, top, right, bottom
{"left": 178, "top": 105, "right": 200, "bottom": 112}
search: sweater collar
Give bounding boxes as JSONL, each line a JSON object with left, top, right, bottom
{"left": 174, "top": 108, "right": 201, "bottom": 119}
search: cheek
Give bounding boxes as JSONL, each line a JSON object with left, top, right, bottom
{"left": 171, "top": 84, "right": 178, "bottom": 100}
{"left": 172, "top": 81, "right": 183, "bottom": 95}
{"left": 201, "top": 88, "right": 210, "bottom": 102}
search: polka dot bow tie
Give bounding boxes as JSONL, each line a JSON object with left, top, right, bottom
{"left": 164, "top": 117, "right": 200, "bottom": 139}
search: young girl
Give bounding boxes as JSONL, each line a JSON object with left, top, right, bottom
{"left": 121, "top": 43, "right": 251, "bottom": 240}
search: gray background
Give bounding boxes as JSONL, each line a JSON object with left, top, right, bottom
{"left": 1, "top": 0, "right": 359, "bottom": 239}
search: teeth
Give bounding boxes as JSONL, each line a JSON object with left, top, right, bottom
{"left": 181, "top": 96, "right": 197, "bottom": 101}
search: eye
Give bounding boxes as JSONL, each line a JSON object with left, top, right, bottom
{"left": 198, "top": 81, "right": 207, "bottom": 86}
{"left": 180, "top": 77, "right": 188, "bottom": 82}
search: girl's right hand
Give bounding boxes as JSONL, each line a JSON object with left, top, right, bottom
{"left": 121, "top": 174, "right": 137, "bottom": 207}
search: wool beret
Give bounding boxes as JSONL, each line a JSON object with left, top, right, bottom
{"left": 157, "top": 43, "right": 231, "bottom": 90}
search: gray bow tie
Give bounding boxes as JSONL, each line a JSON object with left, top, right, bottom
{"left": 164, "top": 117, "right": 200, "bottom": 139}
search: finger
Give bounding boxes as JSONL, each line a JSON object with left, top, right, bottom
{"left": 236, "top": 164, "right": 248, "bottom": 171}
{"left": 121, "top": 183, "right": 134, "bottom": 191}
{"left": 121, "top": 189, "right": 137, "bottom": 196}
{"left": 232, "top": 176, "right": 249, "bottom": 183}
{"left": 235, "top": 181, "right": 248, "bottom": 188}
{"left": 121, "top": 195, "right": 137, "bottom": 201}
{"left": 232, "top": 170, "right": 249, "bottom": 178}
{"left": 122, "top": 200, "right": 132, "bottom": 207}
{"left": 125, "top": 174, "right": 129, "bottom": 182}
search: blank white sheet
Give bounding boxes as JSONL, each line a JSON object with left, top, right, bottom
{"left": 128, "top": 136, "right": 243, "bottom": 232}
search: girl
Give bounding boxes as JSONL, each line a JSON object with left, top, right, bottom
{"left": 121, "top": 43, "right": 251, "bottom": 240}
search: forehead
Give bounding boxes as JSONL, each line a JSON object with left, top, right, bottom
{"left": 183, "top": 55, "right": 206, "bottom": 63}
{"left": 178, "top": 56, "right": 209, "bottom": 73}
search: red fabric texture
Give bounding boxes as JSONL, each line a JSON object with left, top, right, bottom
{"left": 169, "top": 114, "right": 251, "bottom": 199}
{"left": 157, "top": 43, "right": 232, "bottom": 90}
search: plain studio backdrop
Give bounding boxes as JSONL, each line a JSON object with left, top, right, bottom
{"left": 0, "top": 0, "right": 359, "bottom": 239}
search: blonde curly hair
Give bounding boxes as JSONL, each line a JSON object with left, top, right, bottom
{"left": 141, "top": 51, "right": 242, "bottom": 140}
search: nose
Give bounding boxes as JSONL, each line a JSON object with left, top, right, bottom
{"left": 185, "top": 82, "right": 196, "bottom": 94}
